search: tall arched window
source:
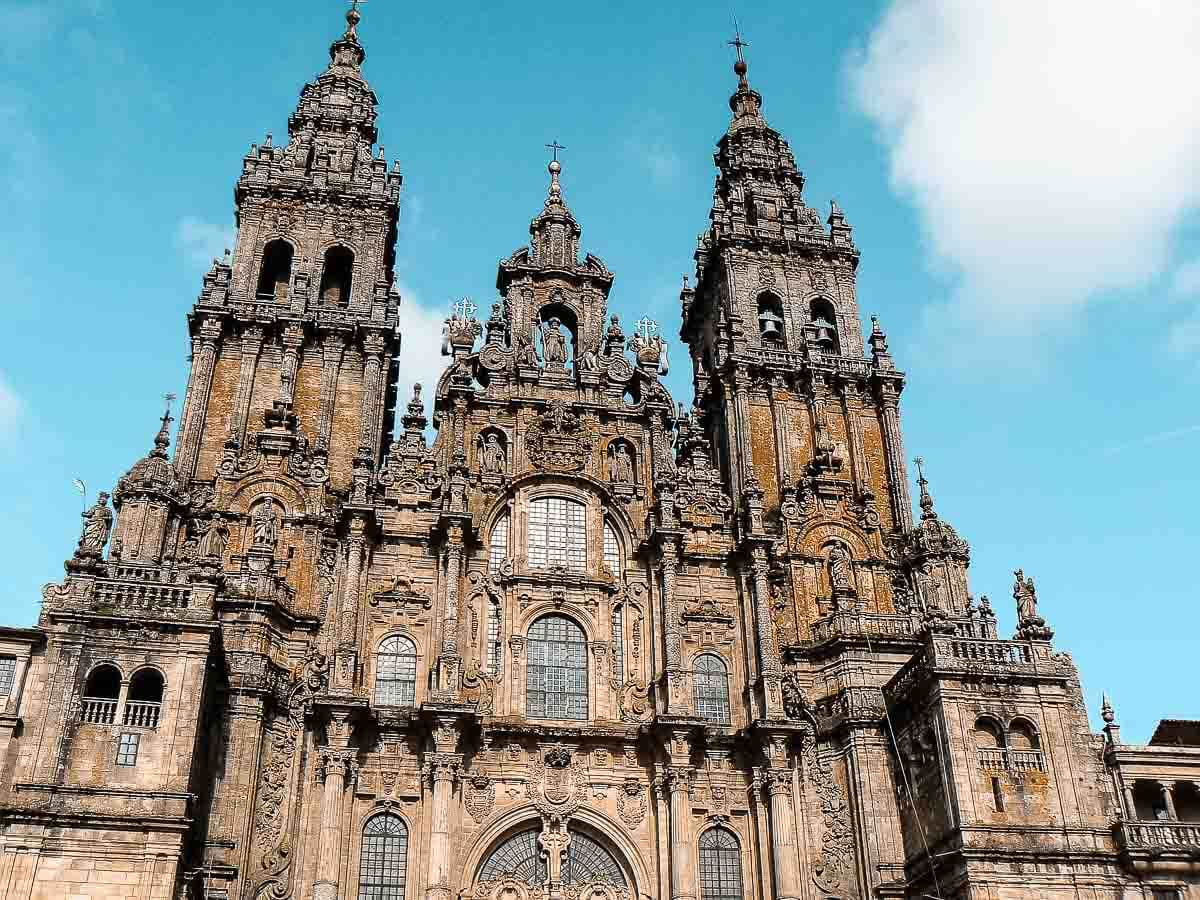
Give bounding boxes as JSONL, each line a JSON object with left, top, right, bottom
{"left": 527, "top": 615, "right": 587, "bottom": 720}
{"left": 81, "top": 664, "right": 121, "bottom": 725}
{"left": 478, "top": 827, "right": 625, "bottom": 887}
{"left": 375, "top": 636, "right": 417, "bottom": 707}
{"left": 528, "top": 497, "right": 585, "bottom": 571}
{"left": 358, "top": 813, "right": 408, "bottom": 900}
{"left": 610, "top": 603, "right": 625, "bottom": 687}
{"left": 698, "top": 828, "right": 744, "bottom": 900}
{"left": 489, "top": 513, "right": 509, "bottom": 573}
{"left": 809, "top": 297, "right": 839, "bottom": 353}
{"left": 320, "top": 245, "right": 355, "bottom": 306}
{"left": 756, "top": 292, "right": 785, "bottom": 345}
{"left": 603, "top": 522, "right": 621, "bottom": 580}
{"left": 694, "top": 654, "right": 731, "bottom": 725}
{"left": 125, "top": 668, "right": 164, "bottom": 728}
{"left": 256, "top": 239, "right": 294, "bottom": 300}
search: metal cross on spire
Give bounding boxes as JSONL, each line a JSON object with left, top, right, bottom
{"left": 728, "top": 19, "right": 749, "bottom": 63}
{"left": 545, "top": 140, "right": 566, "bottom": 162}
{"left": 913, "top": 456, "right": 927, "bottom": 484}
{"left": 634, "top": 316, "right": 659, "bottom": 342}
{"left": 451, "top": 297, "right": 478, "bottom": 320}
{"left": 349, "top": 0, "right": 367, "bottom": 11}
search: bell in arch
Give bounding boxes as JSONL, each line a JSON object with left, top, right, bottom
{"left": 758, "top": 307, "right": 784, "bottom": 342}
{"left": 811, "top": 314, "right": 837, "bottom": 348}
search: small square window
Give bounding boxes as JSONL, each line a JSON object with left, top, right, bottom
{"left": 0, "top": 658, "right": 15, "bottom": 697}
{"left": 116, "top": 732, "right": 140, "bottom": 767}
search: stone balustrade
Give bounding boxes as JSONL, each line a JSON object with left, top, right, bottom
{"left": 123, "top": 701, "right": 162, "bottom": 729}
{"left": 1117, "top": 820, "right": 1200, "bottom": 850}
{"left": 80, "top": 698, "right": 118, "bottom": 725}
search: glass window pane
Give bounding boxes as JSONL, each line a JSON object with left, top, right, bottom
{"left": 478, "top": 828, "right": 547, "bottom": 886}
{"left": 603, "top": 523, "right": 620, "bottom": 579}
{"left": 359, "top": 813, "right": 408, "bottom": 900}
{"left": 527, "top": 615, "right": 588, "bottom": 721}
{"left": 375, "top": 636, "right": 417, "bottom": 707}
{"left": 610, "top": 605, "right": 624, "bottom": 686}
{"left": 694, "top": 655, "right": 730, "bottom": 726}
{"left": 528, "top": 498, "right": 586, "bottom": 571}
{"left": 0, "top": 658, "right": 14, "bottom": 697}
{"left": 699, "top": 828, "right": 743, "bottom": 900}
{"left": 489, "top": 514, "right": 509, "bottom": 574}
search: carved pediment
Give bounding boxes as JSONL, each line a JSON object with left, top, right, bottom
{"left": 370, "top": 574, "right": 432, "bottom": 609}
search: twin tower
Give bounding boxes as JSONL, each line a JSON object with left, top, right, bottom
{"left": 0, "top": 8, "right": 1164, "bottom": 900}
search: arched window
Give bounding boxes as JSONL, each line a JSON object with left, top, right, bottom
{"left": 358, "top": 813, "right": 408, "bottom": 900}
{"left": 809, "top": 298, "right": 839, "bottom": 353}
{"left": 478, "top": 827, "right": 625, "bottom": 887}
{"left": 375, "top": 636, "right": 417, "bottom": 707}
{"left": 694, "top": 654, "right": 731, "bottom": 725}
{"left": 1008, "top": 719, "right": 1040, "bottom": 751}
{"left": 319, "top": 245, "right": 354, "bottom": 306}
{"left": 603, "top": 522, "right": 621, "bottom": 579}
{"left": 756, "top": 292, "right": 785, "bottom": 345}
{"left": 489, "top": 513, "right": 509, "bottom": 573}
{"left": 528, "top": 497, "right": 586, "bottom": 571}
{"left": 973, "top": 717, "right": 1005, "bottom": 749}
{"left": 699, "top": 828, "right": 744, "bottom": 900}
{"left": 125, "top": 668, "right": 164, "bottom": 728}
{"left": 610, "top": 602, "right": 625, "bottom": 687}
{"left": 527, "top": 615, "right": 587, "bottom": 720}
{"left": 256, "top": 239, "right": 294, "bottom": 300}
{"left": 81, "top": 664, "right": 121, "bottom": 725}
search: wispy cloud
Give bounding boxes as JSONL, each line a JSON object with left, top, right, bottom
{"left": 1101, "top": 424, "right": 1200, "bottom": 456}
{"left": 848, "top": 1, "right": 1200, "bottom": 365}
{"left": 395, "top": 283, "right": 451, "bottom": 423}
{"left": 176, "top": 217, "right": 236, "bottom": 269}
{"left": 624, "top": 115, "right": 684, "bottom": 185}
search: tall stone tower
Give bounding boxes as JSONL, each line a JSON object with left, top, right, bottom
{"left": 1, "top": 13, "right": 1196, "bottom": 900}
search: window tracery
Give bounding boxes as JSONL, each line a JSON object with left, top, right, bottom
{"left": 375, "top": 635, "right": 417, "bottom": 707}
{"left": 528, "top": 497, "right": 585, "bottom": 571}
{"left": 358, "top": 813, "right": 408, "bottom": 900}
{"left": 694, "top": 654, "right": 731, "bottom": 725}
{"left": 477, "top": 827, "right": 625, "bottom": 887}
{"left": 489, "top": 513, "right": 509, "bottom": 573}
{"left": 698, "top": 828, "right": 744, "bottom": 900}
{"left": 527, "top": 614, "right": 588, "bottom": 720}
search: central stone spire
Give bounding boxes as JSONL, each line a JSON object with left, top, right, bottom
{"left": 529, "top": 152, "right": 582, "bottom": 270}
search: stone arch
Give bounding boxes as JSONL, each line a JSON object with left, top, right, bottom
{"left": 972, "top": 715, "right": 1006, "bottom": 749}
{"left": 605, "top": 438, "right": 639, "bottom": 488}
{"left": 1008, "top": 716, "right": 1041, "bottom": 750}
{"left": 318, "top": 243, "right": 355, "bottom": 306}
{"left": 476, "top": 426, "right": 510, "bottom": 477}
{"left": 255, "top": 236, "right": 296, "bottom": 299}
{"left": 458, "top": 807, "right": 650, "bottom": 898}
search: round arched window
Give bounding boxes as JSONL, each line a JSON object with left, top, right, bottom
{"left": 527, "top": 615, "right": 588, "bottom": 720}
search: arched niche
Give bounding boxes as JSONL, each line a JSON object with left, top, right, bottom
{"left": 756, "top": 291, "right": 786, "bottom": 346}
{"left": 537, "top": 299, "right": 579, "bottom": 373}
{"left": 319, "top": 244, "right": 355, "bottom": 306}
{"left": 256, "top": 238, "right": 295, "bottom": 300}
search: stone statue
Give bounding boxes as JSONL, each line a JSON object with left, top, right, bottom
{"left": 480, "top": 433, "right": 505, "bottom": 475}
{"left": 827, "top": 544, "right": 854, "bottom": 595}
{"left": 611, "top": 442, "right": 634, "bottom": 484}
{"left": 197, "top": 513, "right": 230, "bottom": 560}
{"left": 516, "top": 330, "right": 539, "bottom": 368}
{"left": 76, "top": 492, "right": 113, "bottom": 557}
{"left": 1013, "top": 569, "right": 1039, "bottom": 622}
{"left": 541, "top": 317, "right": 567, "bottom": 368}
{"left": 576, "top": 346, "right": 600, "bottom": 372}
{"left": 252, "top": 502, "right": 279, "bottom": 550}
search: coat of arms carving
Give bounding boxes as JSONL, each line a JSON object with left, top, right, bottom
{"left": 525, "top": 401, "right": 588, "bottom": 472}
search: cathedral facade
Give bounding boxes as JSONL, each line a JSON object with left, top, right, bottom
{"left": 1, "top": 8, "right": 1198, "bottom": 900}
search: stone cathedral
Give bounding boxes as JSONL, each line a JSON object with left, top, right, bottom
{"left": 2, "top": 8, "right": 1199, "bottom": 900}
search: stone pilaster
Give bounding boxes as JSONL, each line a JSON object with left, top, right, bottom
{"left": 278, "top": 323, "right": 304, "bottom": 406}
{"left": 761, "top": 768, "right": 802, "bottom": 900}
{"left": 229, "top": 324, "right": 265, "bottom": 446}
{"left": 312, "top": 748, "right": 354, "bottom": 900}
{"left": 876, "top": 387, "right": 912, "bottom": 531}
{"left": 334, "top": 515, "right": 367, "bottom": 691}
{"left": 316, "top": 331, "right": 347, "bottom": 450}
{"left": 358, "top": 329, "right": 388, "bottom": 459}
{"left": 751, "top": 546, "right": 783, "bottom": 717}
{"left": 665, "top": 766, "right": 697, "bottom": 900}
{"left": 176, "top": 316, "right": 223, "bottom": 478}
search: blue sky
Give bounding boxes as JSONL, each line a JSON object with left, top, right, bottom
{"left": 1, "top": 0, "right": 1197, "bottom": 742}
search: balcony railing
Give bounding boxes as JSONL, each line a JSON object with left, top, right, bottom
{"left": 80, "top": 698, "right": 118, "bottom": 725}
{"left": 1118, "top": 820, "right": 1200, "bottom": 849}
{"left": 937, "top": 638, "right": 1033, "bottom": 667}
{"left": 810, "top": 612, "right": 919, "bottom": 644}
{"left": 123, "top": 701, "right": 161, "bottom": 729}
{"left": 976, "top": 748, "right": 1046, "bottom": 772}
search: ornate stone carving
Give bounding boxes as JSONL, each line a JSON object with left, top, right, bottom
{"left": 525, "top": 401, "right": 588, "bottom": 472}
{"left": 464, "top": 774, "right": 496, "bottom": 822}
{"left": 617, "top": 778, "right": 646, "bottom": 828}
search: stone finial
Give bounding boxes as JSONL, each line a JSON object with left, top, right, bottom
{"left": 153, "top": 393, "right": 175, "bottom": 458}
{"left": 1101, "top": 693, "right": 1122, "bottom": 746}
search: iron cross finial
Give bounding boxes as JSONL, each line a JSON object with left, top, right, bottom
{"left": 634, "top": 316, "right": 659, "bottom": 342}
{"left": 546, "top": 140, "right": 566, "bottom": 162}
{"left": 728, "top": 19, "right": 749, "bottom": 63}
{"left": 349, "top": 0, "right": 367, "bottom": 11}
{"left": 913, "top": 456, "right": 926, "bottom": 483}
{"left": 451, "top": 297, "right": 478, "bottom": 320}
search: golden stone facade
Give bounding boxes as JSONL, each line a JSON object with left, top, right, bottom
{"left": 1, "top": 9, "right": 1198, "bottom": 900}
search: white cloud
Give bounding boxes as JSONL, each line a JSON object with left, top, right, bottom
{"left": 848, "top": 1, "right": 1200, "bottom": 357}
{"left": 625, "top": 115, "right": 683, "bottom": 184}
{"left": 395, "top": 284, "right": 451, "bottom": 422}
{"left": 176, "top": 217, "right": 236, "bottom": 268}
{"left": 0, "top": 372, "right": 22, "bottom": 440}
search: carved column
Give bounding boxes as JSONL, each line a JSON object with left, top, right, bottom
{"left": 229, "top": 324, "right": 265, "bottom": 446}
{"left": 358, "top": 330, "right": 387, "bottom": 459}
{"left": 768, "top": 378, "right": 791, "bottom": 488}
{"left": 838, "top": 378, "right": 868, "bottom": 491}
{"left": 1160, "top": 781, "right": 1179, "bottom": 820}
{"left": 751, "top": 547, "right": 784, "bottom": 717}
{"left": 313, "top": 749, "right": 354, "bottom": 900}
{"left": 876, "top": 388, "right": 913, "bottom": 531}
{"left": 424, "top": 754, "right": 461, "bottom": 900}
{"left": 731, "top": 365, "right": 753, "bottom": 492}
{"left": 334, "top": 516, "right": 367, "bottom": 691}
{"left": 762, "top": 769, "right": 802, "bottom": 900}
{"left": 278, "top": 324, "right": 304, "bottom": 406}
{"left": 439, "top": 524, "right": 465, "bottom": 694}
{"left": 177, "top": 316, "right": 223, "bottom": 477}
{"left": 316, "top": 331, "right": 347, "bottom": 450}
{"left": 508, "top": 635, "right": 525, "bottom": 716}
{"left": 658, "top": 537, "right": 687, "bottom": 711}
{"left": 665, "top": 767, "right": 697, "bottom": 900}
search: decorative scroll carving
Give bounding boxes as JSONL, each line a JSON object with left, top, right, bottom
{"left": 804, "top": 727, "right": 854, "bottom": 898}
{"left": 617, "top": 679, "right": 651, "bottom": 723}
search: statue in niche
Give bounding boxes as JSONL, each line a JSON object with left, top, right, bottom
{"left": 480, "top": 433, "right": 506, "bottom": 476}
{"left": 576, "top": 346, "right": 600, "bottom": 372}
{"left": 541, "top": 317, "right": 568, "bottom": 368}
{"left": 251, "top": 502, "right": 279, "bottom": 550}
{"left": 76, "top": 492, "right": 113, "bottom": 556}
{"left": 610, "top": 442, "right": 634, "bottom": 485}
{"left": 827, "top": 544, "right": 855, "bottom": 596}
{"left": 197, "top": 513, "right": 230, "bottom": 561}
{"left": 515, "top": 330, "right": 539, "bottom": 368}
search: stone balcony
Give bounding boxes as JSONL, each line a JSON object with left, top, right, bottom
{"left": 1116, "top": 820, "right": 1200, "bottom": 853}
